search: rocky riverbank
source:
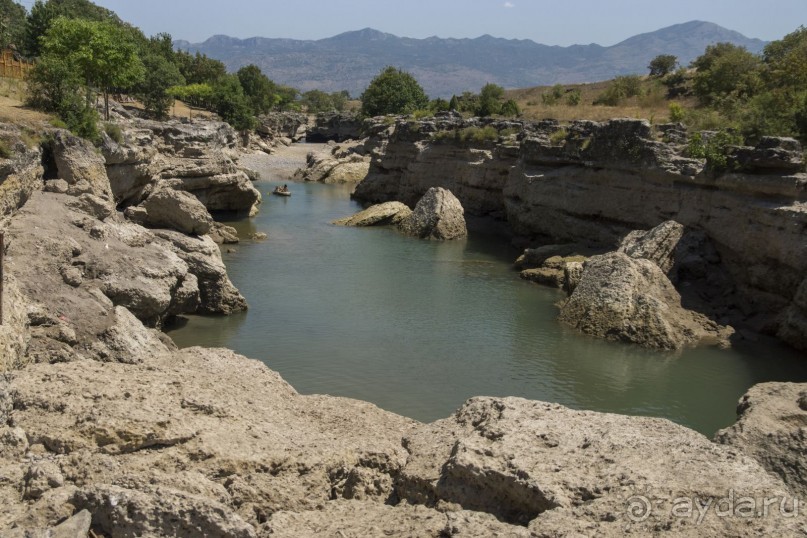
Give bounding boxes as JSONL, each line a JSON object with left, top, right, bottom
{"left": 343, "top": 114, "right": 807, "bottom": 353}
{"left": 1, "top": 117, "right": 806, "bottom": 536}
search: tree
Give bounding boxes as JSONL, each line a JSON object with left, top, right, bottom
{"left": 237, "top": 64, "right": 279, "bottom": 114}
{"left": 763, "top": 26, "right": 807, "bottom": 88}
{"left": 648, "top": 54, "right": 678, "bottom": 77}
{"left": 0, "top": 0, "right": 27, "bottom": 50}
{"left": 23, "top": 0, "right": 122, "bottom": 57}
{"left": 175, "top": 49, "right": 226, "bottom": 85}
{"left": 448, "top": 95, "right": 459, "bottom": 111}
{"left": 477, "top": 83, "right": 504, "bottom": 116}
{"left": 212, "top": 74, "right": 255, "bottom": 131}
{"left": 137, "top": 53, "right": 183, "bottom": 119}
{"left": 360, "top": 66, "right": 428, "bottom": 117}
{"left": 500, "top": 99, "right": 520, "bottom": 117}
{"left": 691, "top": 43, "right": 762, "bottom": 105}
{"left": 40, "top": 17, "right": 144, "bottom": 120}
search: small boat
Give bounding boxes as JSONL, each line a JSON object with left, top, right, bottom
{"left": 272, "top": 187, "right": 291, "bottom": 197}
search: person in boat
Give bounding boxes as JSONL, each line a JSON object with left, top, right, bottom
{"left": 282, "top": 184, "right": 288, "bottom": 192}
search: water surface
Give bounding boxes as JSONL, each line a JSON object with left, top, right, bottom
{"left": 169, "top": 155, "right": 807, "bottom": 435}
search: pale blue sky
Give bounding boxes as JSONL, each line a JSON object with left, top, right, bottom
{"left": 16, "top": 0, "right": 807, "bottom": 45}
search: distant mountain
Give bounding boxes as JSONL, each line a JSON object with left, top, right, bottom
{"left": 174, "top": 21, "right": 766, "bottom": 98}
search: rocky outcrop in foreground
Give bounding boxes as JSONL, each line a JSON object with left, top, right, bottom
{"left": 716, "top": 382, "right": 807, "bottom": 499}
{"left": 293, "top": 140, "right": 371, "bottom": 184}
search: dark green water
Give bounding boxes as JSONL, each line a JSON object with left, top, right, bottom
{"left": 168, "top": 160, "right": 807, "bottom": 436}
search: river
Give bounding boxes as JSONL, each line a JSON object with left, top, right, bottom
{"left": 167, "top": 145, "right": 807, "bottom": 436}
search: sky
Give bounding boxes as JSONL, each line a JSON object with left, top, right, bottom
{"left": 16, "top": 0, "right": 807, "bottom": 46}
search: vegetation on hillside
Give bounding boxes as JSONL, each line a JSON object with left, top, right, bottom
{"left": 360, "top": 66, "right": 429, "bottom": 116}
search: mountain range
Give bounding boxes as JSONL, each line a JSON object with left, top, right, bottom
{"left": 174, "top": 21, "right": 767, "bottom": 98}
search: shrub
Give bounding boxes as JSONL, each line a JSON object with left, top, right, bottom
{"left": 593, "top": 75, "right": 642, "bottom": 106}
{"left": 648, "top": 55, "right": 678, "bottom": 77}
{"left": 104, "top": 122, "right": 123, "bottom": 143}
{"left": 549, "top": 128, "right": 567, "bottom": 145}
{"left": 668, "top": 102, "right": 685, "bottom": 123}
{"left": 687, "top": 130, "right": 743, "bottom": 173}
{"left": 541, "top": 84, "right": 565, "bottom": 106}
{"left": 500, "top": 99, "right": 520, "bottom": 117}
{"left": 0, "top": 139, "right": 12, "bottom": 159}
{"left": 566, "top": 89, "right": 582, "bottom": 106}
{"left": 361, "top": 66, "right": 429, "bottom": 117}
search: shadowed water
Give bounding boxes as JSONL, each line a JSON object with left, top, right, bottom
{"left": 168, "top": 165, "right": 807, "bottom": 435}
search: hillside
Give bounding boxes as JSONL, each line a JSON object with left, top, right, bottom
{"left": 174, "top": 21, "right": 766, "bottom": 98}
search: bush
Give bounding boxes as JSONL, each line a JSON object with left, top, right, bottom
{"left": 541, "top": 84, "right": 565, "bottom": 106}
{"left": 593, "top": 75, "right": 642, "bottom": 106}
{"left": 648, "top": 55, "right": 678, "bottom": 77}
{"left": 361, "top": 66, "right": 429, "bottom": 117}
{"left": 566, "top": 89, "right": 582, "bottom": 106}
{"left": 104, "top": 122, "right": 123, "bottom": 143}
{"left": 500, "top": 99, "right": 520, "bottom": 117}
{"left": 549, "top": 128, "right": 567, "bottom": 145}
{"left": 687, "top": 130, "right": 743, "bottom": 173}
{"left": 669, "top": 102, "right": 685, "bottom": 123}
{"left": 0, "top": 139, "right": 12, "bottom": 159}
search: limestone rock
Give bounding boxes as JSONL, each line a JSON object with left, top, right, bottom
{"left": 208, "top": 222, "right": 239, "bottom": 244}
{"left": 0, "top": 123, "right": 44, "bottom": 219}
{"left": 141, "top": 188, "right": 214, "bottom": 235}
{"left": 0, "top": 509, "right": 92, "bottom": 538}
{"left": 559, "top": 252, "right": 729, "bottom": 350}
{"left": 293, "top": 141, "right": 370, "bottom": 184}
{"left": 715, "top": 382, "right": 807, "bottom": 498}
{"left": 51, "top": 130, "right": 112, "bottom": 199}
{"left": 514, "top": 242, "right": 596, "bottom": 270}
{"left": 563, "top": 261, "right": 584, "bottom": 295}
{"left": 618, "top": 220, "right": 685, "bottom": 274}
{"left": 43, "top": 179, "right": 68, "bottom": 194}
{"left": 332, "top": 201, "right": 412, "bottom": 227}
{"left": 398, "top": 397, "right": 799, "bottom": 535}
{"left": 520, "top": 255, "right": 587, "bottom": 289}
{"left": 71, "top": 485, "right": 257, "bottom": 538}
{"left": 153, "top": 230, "right": 247, "bottom": 314}
{"left": 308, "top": 112, "right": 363, "bottom": 142}
{"left": 66, "top": 193, "right": 114, "bottom": 221}
{"left": 263, "top": 500, "right": 531, "bottom": 537}
{"left": 255, "top": 112, "right": 308, "bottom": 142}
{"left": 730, "top": 137, "right": 804, "bottom": 174}
{"left": 397, "top": 187, "right": 467, "bottom": 240}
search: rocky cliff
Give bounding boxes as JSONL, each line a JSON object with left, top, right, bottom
{"left": 351, "top": 115, "right": 807, "bottom": 352}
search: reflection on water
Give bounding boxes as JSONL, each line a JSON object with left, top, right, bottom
{"left": 169, "top": 166, "right": 807, "bottom": 435}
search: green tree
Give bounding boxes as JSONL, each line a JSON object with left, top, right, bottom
{"left": 212, "top": 74, "right": 255, "bottom": 130}
{"left": 763, "top": 26, "right": 807, "bottom": 88}
{"left": 429, "top": 97, "right": 449, "bottom": 113}
{"left": 23, "top": 0, "right": 122, "bottom": 57}
{"left": 237, "top": 64, "right": 279, "bottom": 114}
{"left": 137, "top": 53, "right": 183, "bottom": 119}
{"left": 448, "top": 95, "right": 459, "bottom": 111}
{"left": 648, "top": 54, "right": 678, "bottom": 77}
{"left": 360, "top": 66, "right": 428, "bottom": 117}
{"left": 0, "top": 0, "right": 27, "bottom": 50}
{"left": 175, "top": 49, "right": 227, "bottom": 85}
{"left": 301, "top": 89, "right": 332, "bottom": 113}
{"left": 40, "top": 17, "right": 144, "bottom": 120}
{"left": 477, "top": 83, "right": 504, "bottom": 116}
{"left": 691, "top": 42, "right": 762, "bottom": 105}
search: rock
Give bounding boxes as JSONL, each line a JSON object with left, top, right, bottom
{"left": 715, "top": 382, "right": 807, "bottom": 498}
{"left": 255, "top": 112, "right": 308, "bottom": 142}
{"left": 263, "top": 500, "right": 531, "bottom": 537}
{"left": 0, "top": 123, "right": 44, "bottom": 219}
{"left": 123, "top": 205, "right": 148, "bottom": 225}
{"left": 153, "top": 230, "right": 247, "bottom": 315}
{"left": 514, "top": 243, "right": 596, "bottom": 270}
{"left": 141, "top": 188, "right": 214, "bottom": 235}
{"left": 332, "top": 201, "right": 413, "bottom": 227}
{"left": 293, "top": 141, "right": 371, "bottom": 184}
{"left": 559, "top": 252, "right": 730, "bottom": 350}
{"left": 730, "top": 137, "right": 804, "bottom": 174}
{"left": 618, "top": 220, "right": 685, "bottom": 274}
{"left": 43, "top": 179, "right": 68, "bottom": 194}
{"left": 397, "top": 396, "right": 799, "bottom": 535}
{"left": 308, "top": 112, "right": 363, "bottom": 142}
{"left": 66, "top": 193, "right": 114, "bottom": 221}
{"left": 6, "top": 347, "right": 417, "bottom": 531}
{"left": 71, "top": 485, "right": 257, "bottom": 538}
{"left": 520, "top": 255, "right": 587, "bottom": 289}
{"left": 1, "top": 509, "right": 92, "bottom": 538}
{"left": 208, "top": 222, "right": 239, "bottom": 244}
{"left": 248, "top": 232, "right": 267, "bottom": 241}
{"left": 51, "top": 130, "right": 112, "bottom": 199}
{"left": 777, "top": 278, "right": 807, "bottom": 352}
{"left": 23, "top": 461, "right": 65, "bottom": 501}
{"left": 397, "top": 187, "right": 467, "bottom": 240}
{"left": 563, "top": 261, "right": 584, "bottom": 295}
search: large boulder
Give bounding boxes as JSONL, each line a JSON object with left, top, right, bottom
{"left": 308, "top": 112, "right": 363, "bottom": 142}
{"left": 51, "top": 130, "right": 113, "bottom": 199}
{"left": 558, "top": 252, "right": 729, "bottom": 350}
{"left": 618, "top": 220, "right": 685, "bottom": 274}
{"left": 730, "top": 137, "right": 804, "bottom": 174}
{"left": 332, "top": 202, "right": 412, "bottom": 227}
{"left": 0, "top": 123, "right": 44, "bottom": 219}
{"left": 140, "top": 188, "right": 214, "bottom": 235}
{"left": 715, "top": 382, "right": 807, "bottom": 498}
{"left": 397, "top": 187, "right": 467, "bottom": 240}
{"left": 778, "top": 277, "right": 807, "bottom": 352}
{"left": 397, "top": 397, "right": 799, "bottom": 535}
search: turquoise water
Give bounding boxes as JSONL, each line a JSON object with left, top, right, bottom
{"left": 168, "top": 163, "right": 807, "bottom": 436}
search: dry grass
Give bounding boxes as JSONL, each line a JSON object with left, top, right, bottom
{"left": 506, "top": 78, "right": 698, "bottom": 124}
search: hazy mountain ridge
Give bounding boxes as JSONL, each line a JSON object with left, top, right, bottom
{"left": 174, "top": 21, "right": 767, "bottom": 97}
